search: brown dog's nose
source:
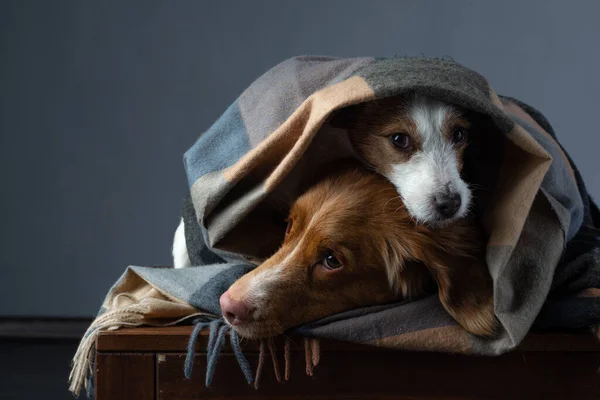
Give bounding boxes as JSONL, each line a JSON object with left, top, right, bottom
{"left": 220, "top": 291, "right": 251, "bottom": 325}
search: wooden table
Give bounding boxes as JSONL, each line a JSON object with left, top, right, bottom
{"left": 95, "top": 326, "right": 600, "bottom": 400}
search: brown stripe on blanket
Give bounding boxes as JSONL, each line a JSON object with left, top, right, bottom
{"left": 365, "top": 326, "right": 472, "bottom": 354}
{"left": 223, "top": 76, "right": 374, "bottom": 186}
{"left": 203, "top": 77, "right": 375, "bottom": 256}
{"left": 238, "top": 57, "right": 375, "bottom": 147}
{"left": 263, "top": 76, "right": 375, "bottom": 191}
{"left": 490, "top": 90, "right": 505, "bottom": 110}
{"left": 501, "top": 100, "right": 576, "bottom": 182}
{"left": 483, "top": 125, "right": 552, "bottom": 247}
{"left": 207, "top": 126, "right": 358, "bottom": 258}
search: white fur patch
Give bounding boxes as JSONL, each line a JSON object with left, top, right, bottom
{"left": 387, "top": 95, "right": 471, "bottom": 225}
{"left": 245, "top": 243, "right": 301, "bottom": 304}
{"left": 172, "top": 218, "right": 191, "bottom": 268}
{"left": 246, "top": 265, "right": 283, "bottom": 302}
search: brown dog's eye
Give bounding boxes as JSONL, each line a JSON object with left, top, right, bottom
{"left": 323, "top": 251, "right": 343, "bottom": 270}
{"left": 390, "top": 133, "right": 411, "bottom": 150}
{"left": 285, "top": 218, "right": 293, "bottom": 236}
{"left": 451, "top": 127, "right": 468, "bottom": 145}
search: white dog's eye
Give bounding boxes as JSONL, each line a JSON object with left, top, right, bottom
{"left": 390, "top": 133, "right": 411, "bottom": 150}
{"left": 451, "top": 127, "right": 468, "bottom": 145}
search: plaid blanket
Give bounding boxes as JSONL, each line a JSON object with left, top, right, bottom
{"left": 70, "top": 56, "right": 600, "bottom": 396}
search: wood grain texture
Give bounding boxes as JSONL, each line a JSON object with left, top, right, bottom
{"left": 96, "top": 353, "right": 155, "bottom": 400}
{"left": 95, "top": 327, "right": 600, "bottom": 400}
{"left": 157, "top": 351, "right": 600, "bottom": 400}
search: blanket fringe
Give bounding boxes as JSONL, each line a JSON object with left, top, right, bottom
{"left": 184, "top": 320, "right": 322, "bottom": 389}
{"left": 284, "top": 337, "right": 291, "bottom": 381}
{"left": 184, "top": 319, "right": 213, "bottom": 379}
{"left": 254, "top": 341, "right": 266, "bottom": 389}
{"left": 185, "top": 318, "right": 255, "bottom": 387}
{"left": 68, "top": 304, "right": 148, "bottom": 397}
{"left": 268, "top": 340, "right": 282, "bottom": 382}
{"left": 311, "top": 338, "right": 320, "bottom": 367}
{"left": 304, "top": 338, "right": 320, "bottom": 377}
{"left": 230, "top": 327, "right": 253, "bottom": 384}
{"left": 304, "top": 338, "right": 314, "bottom": 376}
{"left": 70, "top": 300, "right": 208, "bottom": 398}
{"left": 74, "top": 312, "right": 321, "bottom": 396}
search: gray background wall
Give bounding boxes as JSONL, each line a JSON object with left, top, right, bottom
{"left": 1, "top": 0, "right": 598, "bottom": 317}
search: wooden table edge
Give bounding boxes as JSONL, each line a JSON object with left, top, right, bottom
{"left": 95, "top": 326, "right": 600, "bottom": 353}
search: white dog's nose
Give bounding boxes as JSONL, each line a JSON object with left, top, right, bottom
{"left": 434, "top": 192, "right": 461, "bottom": 218}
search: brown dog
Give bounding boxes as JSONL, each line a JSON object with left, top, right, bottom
{"left": 220, "top": 163, "right": 497, "bottom": 339}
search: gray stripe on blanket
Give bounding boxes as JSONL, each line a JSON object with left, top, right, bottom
{"left": 188, "top": 264, "right": 255, "bottom": 315}
{"left": 238, "top": 56, "right": 374, "bottom": 147}
{"left": 488, "top": 194, "right": 565, "bottom": 351}
{"left": 205, "top": 183, "right": 266, "bottom": 248}
{"left": 130, "top": 264, "right": 246, "bottom": 309}
{"left": 190, "top": 172, "right": 232, "bottom": 225}
{"left": 295, "top": 295, "right": 457, "bottom": 342}
{"left": 184, "top": 102, "right": 251, "bottom": 186}
{"left": 355, "top": 57, "right": 514, "bottom": 133}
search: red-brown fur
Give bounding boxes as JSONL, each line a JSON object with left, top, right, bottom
{"left": 222, "top": 163, "right": 497, "bottom": 339}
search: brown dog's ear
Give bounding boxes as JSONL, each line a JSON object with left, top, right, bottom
{"left": 427, "top": 251, "right": 497, "bottom": 337}
{"left": 417, "top": 226, "right": 498, "bottom": 337}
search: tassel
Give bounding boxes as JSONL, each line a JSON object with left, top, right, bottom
{"left": 205, "top": 324, "right": 228, "bottom": 387}
{"left": 184, "top": 319, "right": 211, "bottom": 379}
{"left": 205, "top": 319, "right": 221, "bottom": 362}
{"left": 311, "top": 338, "right": 320, "bottom": 367}
{"left": 284, "top": 338, "right": 291, "bottom": 381}
{"left": 304, "top": 338, "right": 314, "bottom": 376}
{"left": 268, "top": 340, "right": 282, "bottom": 382}
{"left": 254, "top": 341, "right": 266, "bottom": 389}
{"left": 183, "top": 319, "right": 323, "bottom": 389}
{"left": 230, "top": 330, "right": 253, "bottom": 384}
